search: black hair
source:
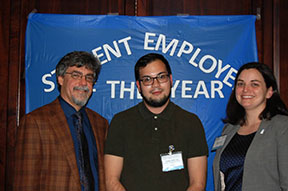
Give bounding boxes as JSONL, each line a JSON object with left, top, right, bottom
{"left": 223, "top": 62, "right": 288, "bottom": 125}
{"left": 134, "top": 53, "right": 172, "bottom": 81}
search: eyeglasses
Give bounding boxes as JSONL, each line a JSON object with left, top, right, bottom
{"left": 65, "top": 71, "right": 95, "bottom": 83}
{"left": 139, "top": 73, "right": 170, "bottom": 86}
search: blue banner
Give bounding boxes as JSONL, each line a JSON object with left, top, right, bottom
{"left": 25, "top": 13, "right": 258, "bottom": 190}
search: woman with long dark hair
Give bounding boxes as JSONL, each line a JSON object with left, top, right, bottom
{"left": 213, "top": 62, "right": 288, "bottom": 191}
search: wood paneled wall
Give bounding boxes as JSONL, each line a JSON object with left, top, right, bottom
{"left": 0, "top": 1, "right": 10, "bottom": 189}
{"left": 279, "top": 0, "right": 288, "bottom": 106}
{"left": 0, "top": 0, "right": 287, "bottom": 190}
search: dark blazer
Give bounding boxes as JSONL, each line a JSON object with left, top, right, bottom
{"left": 213, "top": 115, "right": 288, "bottom": 191}
{"left": 13, "top": 98, "right": 108, "bottom": 191}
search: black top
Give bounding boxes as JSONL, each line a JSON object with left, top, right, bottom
{"left": 105, "top": 101, "right": 208, "bottom": 191}
{"left": 220, "top": 132, "right": 256, "bottom": 191}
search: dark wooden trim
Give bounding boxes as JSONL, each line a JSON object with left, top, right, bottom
{"left": 125, "top": 0, "right": 136, "bottom": 15}
{"left": 273, "top": 0, "right": 280, "bottom": 89}
{"left": 118, "top": 0, "right": 126, "bottom": 14}
{"left": 137, "top": 0, "right": 151, "bottom": 16}
{"left": 253, "top": 0, "right": 263, "bottom": 63}
{"left": 0, "top": 0, "right": 11, "bottom": 189}
{"left": 262, "top": 0, "right": 273, "bottom": 69}
{"left": 279, "top": 0, "right": 288, "bottom": 106}
{"left": 6, "top": 0, "right": 26, "bottom": 189}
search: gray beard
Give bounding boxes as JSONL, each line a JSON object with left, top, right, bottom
{"left": 72, "top": 86, "right": 90, "bottom": 107}
{"left": 72, "top": 96, "right": 89, "bottom": 107}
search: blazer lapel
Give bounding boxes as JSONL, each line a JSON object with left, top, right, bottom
{"left": 219, "top": 124, "right": 240, "bottom": 159}
{"left": 48, "top": 99, "right": 80, "bottom": 185}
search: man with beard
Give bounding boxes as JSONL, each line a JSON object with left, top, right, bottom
{"left": 104, "top": 53, "right": 208, "bottom": 191}
{"left": 14, "top": 51, "right": 108, "bottom": 191}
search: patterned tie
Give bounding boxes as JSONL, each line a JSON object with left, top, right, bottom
{"left": 74, "top": 112, "right": 94, "bottom": 191}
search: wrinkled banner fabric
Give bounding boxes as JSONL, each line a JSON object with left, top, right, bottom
{"left": 25, "top": 13, "right": 258, "bottom": 190}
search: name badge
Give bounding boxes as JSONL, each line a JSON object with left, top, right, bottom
{"left": 160, "top": 145, "right": 184, "bottom": 172}
{"left": 211, "top": 135, "right": 227, "bottom": 151}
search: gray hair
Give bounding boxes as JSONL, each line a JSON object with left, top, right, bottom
{"left": 56, "top": 51, "right": 101, "bottom": 91}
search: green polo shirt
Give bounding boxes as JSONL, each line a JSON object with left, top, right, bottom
{"left": 105, "top": 101, "right": 208, "bottom": 191}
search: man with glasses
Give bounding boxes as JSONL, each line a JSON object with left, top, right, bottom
{"left": 104, "top": 53, "right": 208, "bottom": 191}
{"left": 14, "top": 51, "right": 108, "bottom": 191}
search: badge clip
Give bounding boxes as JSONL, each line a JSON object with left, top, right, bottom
{"left": 168, "top": 145, "right": 175, "bottom": 155}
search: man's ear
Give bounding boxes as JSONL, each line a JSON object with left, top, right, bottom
{"left": 169, "top": 74, "right": 173, "bottom": 86}
{"left": 136, "top": 80, "right": 141, "bottom": 93}
{"left": 58, "top": 76, "right": 64, "bottom": 86}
